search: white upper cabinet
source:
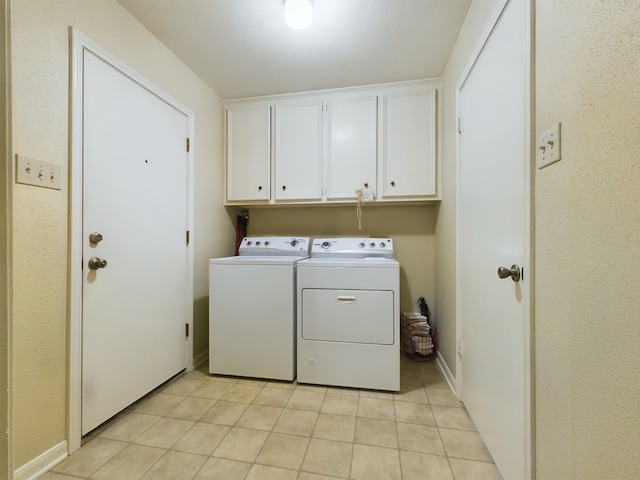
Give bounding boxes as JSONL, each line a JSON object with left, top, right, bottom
{"left": 379, "top": 88, "right": 437, "bottom": 199}
{"left": 224, "top": 80, "right": 440, "bottom": 205}
{"left": 226, "top": 104, "right": 271, "bottom": 202}
{"left": 325, "top": 95, "right": 377, "bottom": 201}
{"left": 274, "top": 100, "right": 324, "bottom": 201}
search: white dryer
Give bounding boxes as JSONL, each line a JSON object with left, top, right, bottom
{"left": 209, "top": 236, "right": 310, "bottom": 381}
{"left": 297, "top": 238, "right": 400, "bottom": 391}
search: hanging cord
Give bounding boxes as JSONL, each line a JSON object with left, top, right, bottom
{"left": 355, "top": 188, "right": 363, "bottom": 230}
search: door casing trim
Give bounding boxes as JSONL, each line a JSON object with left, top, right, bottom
{"left": 69, "top": 28, "right": 195, "bottom": 453}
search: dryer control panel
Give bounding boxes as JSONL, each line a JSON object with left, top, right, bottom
{"left": 310, "top": 238, "right": 394, "bottom": 258}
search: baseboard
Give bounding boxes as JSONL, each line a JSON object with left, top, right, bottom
{"left": 14, "top": 440, "right": 67, "bottom": 480}
{"left": 436, "top": 350, "right": 458, "bottom": 398}
{"left": 193, "top": 349, "right": 208, "bottom": 369}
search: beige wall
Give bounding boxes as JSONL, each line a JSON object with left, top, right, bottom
{"left": 535, "top": 1, "right": 640, "bottom": 478}
{"left": 11, "top": 0, "right": 233, "bottom": 469}
{"left": 248, "top": 204, "right": 436, "bottom": 312}
{"left": 434, "top": 0, "right": 502, "bottom": 377}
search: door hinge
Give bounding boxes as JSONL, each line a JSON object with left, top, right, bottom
{"left": 185, "top": 323, "right": 189, "bottom": 338}
{"left": 457, "top": 117, "right": 462, "bottom": 134}
{"left": 186, "top": 138, "right": 190, "bottom": 153}
{"left": 186, "top": 230, "right": 190, "bottom": 246}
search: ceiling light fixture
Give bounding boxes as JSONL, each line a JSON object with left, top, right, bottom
{"left": 284, "top": 0, "right": 313, "bottom": 30}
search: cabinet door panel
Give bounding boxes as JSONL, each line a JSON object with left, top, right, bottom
{"left": 326, "top": 96, "right": 377, "bottom": 200}
{"left": 227, "top": 105, "right": 271, "bottom": 201}
{"left": 380, "top": 90, "right": 436, "bottom": 198}
{"left": 275, "top": 101, "right": 323, "bottom": 201}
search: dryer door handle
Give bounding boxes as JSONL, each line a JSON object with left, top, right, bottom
{"left": 336, "top": 295, "right": 357, "bottom": 304}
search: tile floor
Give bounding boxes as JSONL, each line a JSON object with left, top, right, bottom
{"left": 43, "top": 357, "right": 502, "bottom": 480}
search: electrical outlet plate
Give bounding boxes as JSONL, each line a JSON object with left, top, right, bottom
{"left": 537, "top": 122, "right": 561, "bottom": 169}
{"left": 16, "top": 154, "right": 62, "bottom": 190}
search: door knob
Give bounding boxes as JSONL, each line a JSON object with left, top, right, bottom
{"left": 89, "top": 232, "right": 103, "bottom": 244}
{"left": 498, "top": 264, "right": 520, "bottom": 282}
{"left": 88, "top": 257, "right": 108, "bottom": 270}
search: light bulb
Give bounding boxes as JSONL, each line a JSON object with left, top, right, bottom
{"left": 284, "top": 0, "right": 313, "bottom": 30}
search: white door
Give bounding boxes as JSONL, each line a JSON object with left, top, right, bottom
{"left": 82, "top": 50, "right": 188, "bottom": 434}
{"left": 457, "top": 1, "right": 531, "bottom": 479}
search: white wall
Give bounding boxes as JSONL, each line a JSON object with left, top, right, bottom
{"left": 10, "top": 0, "right": 233, "bottom": 469}
{"left": 535, "top": 1, "right": 640, "bottom": 478}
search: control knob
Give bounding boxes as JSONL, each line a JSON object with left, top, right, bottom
{"left": 321, "top": 241, "right": 331, "bottom": 249}
{"left": 290, "top": 239, "right": 299, "bottom": 247}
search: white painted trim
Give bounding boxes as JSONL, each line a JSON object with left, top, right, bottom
{"left": 454, "top": 1, "right": 533, "bottom": 478}
{"left": 192, "top": 349, "right": 209, "bottom": 369}
{"left": 69, "top": 28, "right": 195, "bottom": 453}
{"left": 13, "top": 441, "right": 67, "bottom": 480}
{"left": 436, "top": 351, "right": 457, "bottom": 398}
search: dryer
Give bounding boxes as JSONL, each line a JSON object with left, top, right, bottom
{"left": 209, "top": 236, "right": 310, "bottom": 381}
{"left": 296, "top": 238, "right": 400, "bottom": 391}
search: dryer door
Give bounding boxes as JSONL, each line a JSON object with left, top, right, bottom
{"left": 301, "top": 289, "right": 395, "bottom": 345}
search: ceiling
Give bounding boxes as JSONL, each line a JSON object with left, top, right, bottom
{"left": 115, "top": 0, "right": 473, "bottom": 100}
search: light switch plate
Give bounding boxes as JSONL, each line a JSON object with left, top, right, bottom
{"left": 16, "top": 154, "right": 62, "bottom": 190}
{"left": 537, "top": 122, "right": 561, "bottom": 169}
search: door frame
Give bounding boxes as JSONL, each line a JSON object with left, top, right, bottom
{"left": 454, "top": 0, "right": 534, "bottom": 477}
{"left": 68, "top": 29, "right": 195, "bottom": 453}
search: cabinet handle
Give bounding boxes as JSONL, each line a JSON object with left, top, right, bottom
{"left": 364, "top": 182, "right": 369, "bottom": 188}
{"left": 390, "top": 181, "right": 396, "bottom": 187}
{"left": 258, "top": 185, "right": 262, "bottom": 191}
{"left": 282, "top": 185, "right": 287, "bottom": 191}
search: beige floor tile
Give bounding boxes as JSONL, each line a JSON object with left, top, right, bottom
{"left": 98, "top": 412, "right": 161, "bottom": 442}
{"left": 134, "top": 417, "right": 194, "bottom": 449}
{"left": 236, "top": 378, "right": 268, "bottom": 387}
{"left": 245, "top": 464, "right": 298, "bottom": 480}
{"left": 252, "top": 387, "right": 293, "bottom": 407}
{"left": 235, "top": 404, "right": 283, "bottom": 431}
{"left": 265, "top": 380, "right": 297, "bottom": 390}
{"left": 286, "top": 390, "right": 325, "bottom": 411}
{"left": 357, "top": 397, "right": 396, "bottom": 420}
{"left": 255, "top": 432, "right": 310, "bottom": 470}
{"left": 162, "top": 377, "right": 207, "bottom": 396}
{"left": 399, "top": 356, "right": 421, "bottom": 372}
{"left": 400, "top": 451, "right": 454, "bottom": 480}
{"left": 172, "top": 423, "right": 230, "bottom": 455}
{"left": 220, "top": 384, "right": 263, "bottom": 403}
{"left": 320, "top": 394, "right": 358, "bottom": 416}
{"left": 425, "top": 387, "right": 463, "bottom": 407}
{"left": 40, "top": 473, "right": 86, "bottom": 480}
{"left": 326, "top": 386, "right": 360, "bottom": 397}
{"left": 393, "top": 384, "right": 429, "bottom": 403}
{"left": 400, "top": 370, "right": 424, "bottom": 386}
{"left": 272, "top": 409, "right": 318, "bottom": 436}
{"left": 141, "top": 450, "right": 207, "bottom": 480}
{"left": 200, "top": 400, "right": 248, "bottom": 426}
{"left": 312, "top": 413, "right": 356, "bottom": 442}
{"left": 301, "top": 438, "right": 352, "bottom": 478}
{"left": 416, "top": 360, "right": 441, "bottom": 375}
{"left": 350, "top": 444, "right": 402, "bottom": 480}
{"left": 420, "top": 373, "right": 449, "bottom": 389}
{"left": 53, "top": 438, "right": 127, "bottom": 477}
{"left": 358, "top": 389, "right": 394, "bottom": 400}
{"left": 191, "top": 381, "right": 234, "bottom": 400}
{"left": 298, "top": 474, "right": 344, "bottom": 480}
{"left": 439, "top": 428, "right": 493, "bottom": 462}
{"left": 184, "top": 367, "right": 211, "bottom": 381}
{"left": 394, "top": 400, "right": 436, "bottom": 426}
{"left": 397, "top": 423, "right": 445, "bottom": 455}
{"left": 206, "top": 375, "right": 238, "bottom": 383}
{"left": 448, "top": 458, "right": 503, "bottom": 480}
{"left": 212, "top": 427, "right": 269, "bottom": 462}
{"left": 91, "top": 443, "right": 165, "bottom": 480}
{"left": 431, "top": 405, "right": 476, "bottom": 430}
{"left": 354, "top": 417, "right": 398, "bottom": 448}
{"left": 296, "top": 384, "right": 328, "bottom": 393}
{"left": 135, "top": 393, "right": 186, "bottom": 416}
{"left": 193, "top": 457, "right": 251, "bottom": 480}
{"left": 167, "top": 397, "right": 216, "bottom": 421}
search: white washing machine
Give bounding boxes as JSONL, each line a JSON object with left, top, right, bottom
{"left": 209, "top": 236, "right": 310, "bottom": 381}
{"left": 297, "top": 238, "right": 400, "bottom": 391}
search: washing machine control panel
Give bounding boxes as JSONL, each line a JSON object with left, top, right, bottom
{"left": 312, "top": 238, "right": 394, "bottom": 258}
{"left": 239, "top": 236, "right": 311, "bottom": 256}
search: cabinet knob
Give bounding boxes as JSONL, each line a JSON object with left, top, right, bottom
{"left": 282, "top": 185, "right": 287, "bottom": 191}
{"left": 364, "top": 182, "right": 369, "bottom": 188}
{"left": 390, "top": 181, "right": 396, "bottom": 187}
{"left": 258, "top": 185, "right": 262, "bottom": 191}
